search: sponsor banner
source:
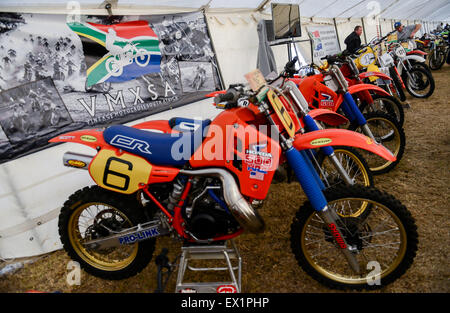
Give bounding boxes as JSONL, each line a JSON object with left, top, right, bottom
{"left": 0, "top": 12, "right": 222, "bottom": 163}
{"left": 306, "top": 25, "right": 341, "bottom": 63}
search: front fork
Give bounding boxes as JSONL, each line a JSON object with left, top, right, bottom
{"left": 285, "top": 146, "right": 360, "bottom": 273}
{"left": 340, "top": 92, "right": 378, "bottom": 144}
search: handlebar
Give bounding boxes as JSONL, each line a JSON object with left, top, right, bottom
{"left": 354, "top": 29, "right": 397, "bottom": 54}
{"left": 213, "top": 84, "right": 250, "bottom": 109}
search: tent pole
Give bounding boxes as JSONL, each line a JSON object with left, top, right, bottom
{"left": 203, "top": 11, "right": 226, "bottom": 89}
{"left": 256, "top": 0, "right": 272, "bottom": 12}
{"left": 361, "top": 17, "right": 368, "bottom": 44}
{"left": 333, "top": 18, "right": 341, "bottom": 50}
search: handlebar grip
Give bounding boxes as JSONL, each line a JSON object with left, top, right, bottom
{"left": 285, "top": 56, "right": 299, "bottom": 68}
{"left": 214, "top": 92, "right": 234, "bottom": 104}
{"left": 214, "top": 87, "right": 243, "bottom": 106}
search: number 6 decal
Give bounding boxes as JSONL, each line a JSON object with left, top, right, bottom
{"left": 89, "top": 149, "right": 152, "bottom": 194}
{"left": 103, "top": 157, "right": 132, "bottom": 191}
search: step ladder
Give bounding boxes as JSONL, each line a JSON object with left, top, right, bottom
{"left": 175, "top": 240, "right": 241, "bottom": 293}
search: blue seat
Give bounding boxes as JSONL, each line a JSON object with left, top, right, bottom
{"left": 103, "top": 118, "right": 211, "bottom": 167}
{"left": 168, "top": 117, "right": 211, "bottom": 133}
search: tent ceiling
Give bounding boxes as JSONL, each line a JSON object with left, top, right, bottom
{"left": 0, "top": 0, "right": 449, "bottom": 21}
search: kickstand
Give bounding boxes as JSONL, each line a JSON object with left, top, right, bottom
{"left": 153, "top": 248, "right": 179, "bottom": 293}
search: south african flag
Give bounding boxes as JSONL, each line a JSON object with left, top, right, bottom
{"left": 68, "top": 20, "right": 161, "bottom": 87}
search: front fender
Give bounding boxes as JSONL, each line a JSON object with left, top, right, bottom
{"left": 348, "top": 83, "right": 391, "bottom": 98}
{"left": 359, "top": 71, "right": 392, "bottom": 81}
{"left": 293, "top": 129, "right": 396, "bottom": 161}
{"left": 396, "top": 55, "right": 426, "bottom": 76}
{"left": 407, "top": 50, "right": 427, "bottom": 56}
{"left": 403, "top": 55, "right": 426, "bottom": 63}
{"left": 308, "top": 109, "right": 349, "bottom": 126}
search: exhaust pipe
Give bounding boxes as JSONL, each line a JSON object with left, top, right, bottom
{"left": 180, "top": 168, "right": 265, "bottom": 233}
{"left": 63, "top": 152, "right": 94, "bottom": 170}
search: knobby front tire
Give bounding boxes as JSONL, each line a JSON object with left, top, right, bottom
{"left": 290, "top": 185, "right": 418, "bottom": 290}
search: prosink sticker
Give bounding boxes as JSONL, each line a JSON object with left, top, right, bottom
{"left": 310, "top": 138, "right": 332, "bottom": 146}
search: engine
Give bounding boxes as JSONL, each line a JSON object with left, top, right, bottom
{"left": 183, "top": 178, "right": 241, "bottom": 240}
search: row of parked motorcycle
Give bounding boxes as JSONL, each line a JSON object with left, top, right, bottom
{"left": 50, "top": 28, "right": 448, "bottom": 291}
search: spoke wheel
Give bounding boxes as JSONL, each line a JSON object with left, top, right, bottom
{"left": 351, "top": 112, "right": 405, "bottom": 175}
{"left": 404, "top": 67, "right": 435, "bottom": 98}
{"left": 359, "top": 95, "right": 404, "bottom": 127}
{"left": 290, "top": 185, "right": 418, "bottom": 290}
{"left": 59, "top": 186, "right": 156, "bottom": 280}
{"left": 317, "top": 147, "right": 373, "bottom": 189}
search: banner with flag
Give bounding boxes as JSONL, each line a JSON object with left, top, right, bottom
{"left": 68, "top": 20, "right": 162, "bottom": 87}
{"left": 0, "top": 11, "right": 222, "bottom": 163}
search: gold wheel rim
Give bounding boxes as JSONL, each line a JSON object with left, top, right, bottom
{"left": 301, "top": 198, "right": 407, "bottom": 285}
{"left": 321, "top": 148, "right": 370, "bottom": 217}
{"left": 359, "top": 117, "right": 401, "bottom": 172}
{"left": 68, "top": 202, "right": 138, "bottom": 271}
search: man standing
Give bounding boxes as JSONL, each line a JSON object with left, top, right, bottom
{"left": 394, "top": 22, "right": 422, "bottom": 41}
{"left": 344, "top": 26, "right": 363, "bottom": 54}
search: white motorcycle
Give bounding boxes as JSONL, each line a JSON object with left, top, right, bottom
{"left": 389, "top": 41, "right": 435, "bottom": 98}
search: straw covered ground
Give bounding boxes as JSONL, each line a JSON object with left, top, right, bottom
{"left": 0, "top": 64, "right": 449, "bottom": 293}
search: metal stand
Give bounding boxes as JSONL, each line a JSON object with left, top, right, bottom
{"left": 175, "top": 240, "right": 242, "bottom": 293}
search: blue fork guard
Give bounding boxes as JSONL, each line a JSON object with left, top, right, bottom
{"left": 286, "top": 147, "right": 328, "bottom": 211}
{"left": 300, "top": 150, "right": 326, "bottom": 191}
{"left": 342, "top": 92, "right": 367, "bottom": 126}
{"left": 303, "top": 115, "right": 334, "bottom": 156}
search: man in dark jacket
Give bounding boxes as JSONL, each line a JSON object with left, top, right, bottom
{"left": 344, "top": 26, "right": 363, "bottom": 54}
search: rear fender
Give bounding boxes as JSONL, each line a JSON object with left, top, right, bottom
{"left": 308, "top": 109, "right": 349, "bottom": 126}
{"left": 293, "top": 129, "right": 396, "bottom": 161}
{"left": 49, "top": 129, "right": 108, "bottom": 150}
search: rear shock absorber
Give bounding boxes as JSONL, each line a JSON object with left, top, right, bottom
{"left": 167, "top": 176, "right": 188, "bottom": 211}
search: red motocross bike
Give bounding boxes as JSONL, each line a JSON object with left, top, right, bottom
{"left": 286, "top": 59, "right": 405, "bottom": 175}
{"left": 51, "top": 71, "right": 417, "bottom": 290}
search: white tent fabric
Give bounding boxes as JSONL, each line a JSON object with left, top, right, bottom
{"left": 1, "top": 0, "right": 449, "bottom": 21}
{"left": 0, "top": 0, "right": 449, "bottom": 259}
